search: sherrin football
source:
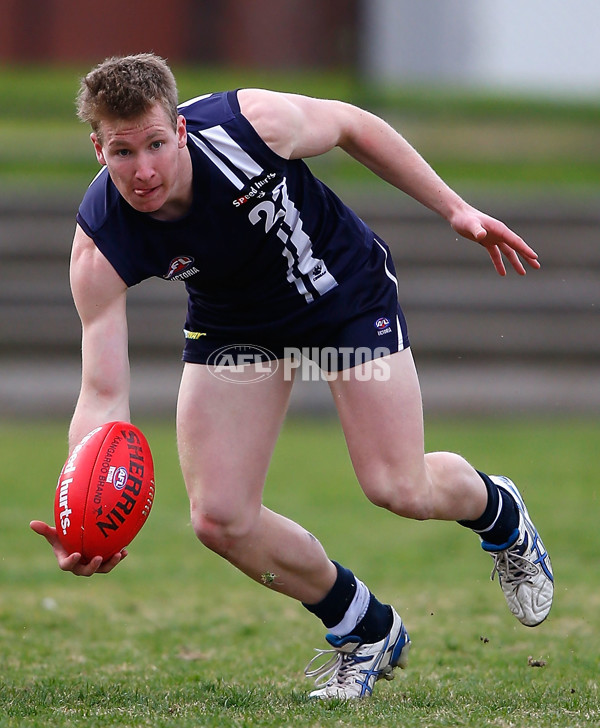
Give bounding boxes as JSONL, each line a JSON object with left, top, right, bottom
{"left": 54, "top": 421, "right": 155, "bottom": 561}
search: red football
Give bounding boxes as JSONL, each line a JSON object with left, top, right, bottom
{"left": 54, "top": 421, "right": 155, "bottom": 561}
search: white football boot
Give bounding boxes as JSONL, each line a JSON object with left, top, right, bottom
{"left": 305, "top": 607, "right": 410, "bottom": 699}
{"left": 482, "top": 475, "right": 554, "bottom": 627}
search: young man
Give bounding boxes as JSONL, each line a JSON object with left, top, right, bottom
{"left": 31, "top": 54, "right": 553, "bottom": 700}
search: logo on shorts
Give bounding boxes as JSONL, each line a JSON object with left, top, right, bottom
{"left": 374, "top": 317, "right": 392, "bottom": 336}
{"left": 184, "top": 329, "right": 207, "bottom": 340}
{"left": 163, "top": 256, "right": 200, "bottom": 281}
{"left": 207, "top": 344, "right": 279, "bottom": 383}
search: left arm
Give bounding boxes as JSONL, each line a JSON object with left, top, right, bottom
{"left": 238, "top": 89, "right": 539, "bottom": 276}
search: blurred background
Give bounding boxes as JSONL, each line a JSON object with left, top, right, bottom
{"left": 1, "top": 0, "right": 598, "bottom": 419}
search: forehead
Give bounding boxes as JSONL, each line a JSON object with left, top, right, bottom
{"left": 99, "top": 103, "right": 175, "bottom": 146}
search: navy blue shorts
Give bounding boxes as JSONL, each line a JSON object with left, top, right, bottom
{"left": 182, "top": 236, "right": 410, "bottom": 371}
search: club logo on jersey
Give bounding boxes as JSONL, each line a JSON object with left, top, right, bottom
{"left": 163, "top": 256, "right": 200, "bottom": 281}
{"left": 374, "top": 317, "right": 392, "bottom": 336}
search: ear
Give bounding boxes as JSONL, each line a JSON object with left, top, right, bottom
{"left": 90, "top": 132, "right": 106, "bottom": 166}
{"left": 176, "top": 115, "right": 187, "bottom": 149}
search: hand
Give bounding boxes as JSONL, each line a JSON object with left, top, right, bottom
{"left": 450, "top": 206, "right": 540, "bottom": 276}
{"left": 30, "top": 520, "right": 127, "bottom": 576}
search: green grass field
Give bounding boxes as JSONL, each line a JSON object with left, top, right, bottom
{"left": 0, "top": 416, "right": 599, "bottom": 727}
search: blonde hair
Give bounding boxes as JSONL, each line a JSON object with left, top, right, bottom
{"left": 76, "top": 53, "right": 179, "bottom": 141}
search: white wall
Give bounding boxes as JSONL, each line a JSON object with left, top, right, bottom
{"left": 362, "top": 0, "right": 600, "bottom": 96}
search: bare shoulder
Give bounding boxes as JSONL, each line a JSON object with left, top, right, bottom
{"left": 237, "top": 88, "right": 349, "bottom": 160}
{"left": 71, "top": 226, "right": 122, "bottom": 279}
{"left": 237, "top": 88, "right": 303, "bottom": 158}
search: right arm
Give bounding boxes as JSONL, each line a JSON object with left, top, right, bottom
{"left": 240, "top": 89, "right": 539, "bottom": 276}
{"left": 30, "top": 224, "right": 131, "bottom": 575}
{"left": 68, "top": 224, "right": 130, "bottom": 449}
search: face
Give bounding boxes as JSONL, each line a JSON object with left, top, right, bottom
{"left": 91, "top": 103, "right": 191, "bottom": 219}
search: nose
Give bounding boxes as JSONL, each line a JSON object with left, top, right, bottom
{"left": 134, "top": 153, "right": 156, "bottom": 182}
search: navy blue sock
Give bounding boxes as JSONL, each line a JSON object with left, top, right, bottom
{"left": 458, "top": 471, "right": 519, "bottom": 546}
{"left": 352, "top": 594, "right": 393, "bottom": 644}
{"left": 302, "top": 562, "right": 392, "bottom": 643}
{"left": 302, "top": 561, "right": 357, "bottom": 628}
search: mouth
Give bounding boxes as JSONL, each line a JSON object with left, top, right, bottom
{"left": 134, "top": 185, "right": 160, "bottom": 198}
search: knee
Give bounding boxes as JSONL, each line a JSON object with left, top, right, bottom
{"left": 190, "top": 504, "right": 257, "bottom": 557}
{"left": 362, "top": 469, "right": 434, "bottom": 521}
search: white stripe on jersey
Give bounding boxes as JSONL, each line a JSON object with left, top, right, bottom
{"left": 374, "top": 238, "right": 403, "bottom": 351}
{"left": 273, "top": 181, "right": 338, "bottom": 303}
{"left": 178, "top": 94, "right": 213, "bottom": 109}
{"left": 288, "top": 217, "right": 337, "bottom": 301}
{"left": 188, "top": 121, "right": 338, "bottom": 304}
{"left": 87, "top": 166, "right": 108, "bottom": 188}
{"left": 188, "top": 133, "right": 246, "bottom": 190}
{"left": 280, "top": 246, "right": 313, "bottom": 301}
{"left": 200, "top": 126, "right": 263, "bottom": 180}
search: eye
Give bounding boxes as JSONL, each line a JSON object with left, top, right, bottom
{"left": 150, "top": 141, "right": 163, "bottom": 150}
{"left": 116, "top": 149, "right": 130, "bottom": 157}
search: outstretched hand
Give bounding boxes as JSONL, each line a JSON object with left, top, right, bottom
{"left": 450, "top": 206, "right": 540, "bottom": 276}
{"left": 30, "top": 520, "right": 127, "bottom": 577}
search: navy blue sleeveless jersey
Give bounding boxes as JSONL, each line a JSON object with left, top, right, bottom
{"left": 76, "top": 90, "right": 409, "bottom": 363}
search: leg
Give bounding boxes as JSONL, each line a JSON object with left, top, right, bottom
{"left": 176, "top": 362, "right": 336, "bottom": 604}
{"left": 179, "top": 361, "right": 411, "bottom": 699}
{"left": 329, "top": 348, "right": 553, "bottom": 627}
{"left": 329, "top": 347, "right": 487, "bottom": 521}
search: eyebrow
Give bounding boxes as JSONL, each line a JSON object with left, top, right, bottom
{"left": 105, "top": 127, "right": 170, "bottom": 149}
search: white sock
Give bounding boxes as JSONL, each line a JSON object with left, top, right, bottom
{"left": 327, "top": 577, "right": 371, "bottom": 637}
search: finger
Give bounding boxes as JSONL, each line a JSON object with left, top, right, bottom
{"left": 473, "top": 224, "right": 488, "bottom": 241}
{"left": 95, "top": 550, "right": 128, "bottom": 574}
{"left": 72, "top": 550, "right": 128, "bottom": 576}
{"left": 69, "top": 555, "right": 104, "bottom": 577}
{"left": 488, "top": 246, "right": 506, "bottom": 276}
{"left": 30, "top": 520, "right": 64, "bottom": 551}
{"left": 499, "top": 237, "right": 540, "bottom": 272}
{"left": 500, "top": 244, "right": 527, "bottom": 276}
{"left": 523, "top": 252, "right": 541, "bottom": 269}
{"left": 80, "top": 550, "right": 127, "bottom": 575}
{"left": 30, "top": 519, "right": 54, "bottom": 539}
{"left": 510, "top": 239, "right": 540, "bottom": 267}
{"left": 483, "top": 218, "right": 534, "bottom": 253}
{"left": 58, "top": 551, "right": 85, "bottom": 572}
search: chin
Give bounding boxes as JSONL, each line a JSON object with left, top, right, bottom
{"left": 128, "top": 194, "right": 164, "bottom": 214}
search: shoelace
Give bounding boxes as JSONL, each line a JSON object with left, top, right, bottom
{"left": 490, "top": 548, "right": 539, "bottom": 588}
{"left": 304, "top": 648, "right": 361, "bottom": 689}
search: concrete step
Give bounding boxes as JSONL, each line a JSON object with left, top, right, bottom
{"left": 2, "top": 355, "right": 598, "bottom": 418}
